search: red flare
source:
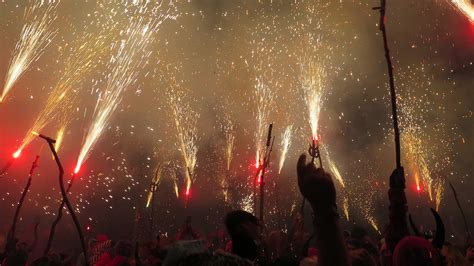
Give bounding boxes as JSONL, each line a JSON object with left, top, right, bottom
{"left": 74, "top": 163, "right": 80, "bottom": 174}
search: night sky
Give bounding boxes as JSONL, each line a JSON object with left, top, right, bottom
{"left": 0, "top": 0, "right": 473, "bottom": 255}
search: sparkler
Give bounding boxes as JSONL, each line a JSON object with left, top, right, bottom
{"left": 278, "top": 125, "right": 293, "bottom": 174}
{"left": 75, "top": 2, "right": 174, "bottom": 174}
{"left": 221, "top": 115, "right": 235, "bottom": 203}
{"left": 447, "top": 0, "right": 474, "bottom": 22}
{"left": 1, "top": 1, "right": 58, "bottom": 102}
{"left": 342, "top": 196, "right": 350, "bottom": 221}
{"left": 168, "top": 86, "right": 199, "bottom": 206}
{"left": 146, "top": 163, "right": 165, "bottom": 208}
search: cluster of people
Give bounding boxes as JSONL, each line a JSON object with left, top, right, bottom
{"left": 1, "top": 154, "right": 473, "bottom": 265}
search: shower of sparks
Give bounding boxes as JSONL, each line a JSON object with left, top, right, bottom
{"left": 1, "top": 1, "right": 58, "bottom": 103}
{"left": 321, "top": 146, "right": 345, "bottom": 187}
{"left": 75, "top": 2, "right": 175, "bottom": 174}
{"left": 368, "top": 217, "right": 381, "bottom": 234}
{"left": 223, "top": 114, "right": 235, "bottom": 172}
{"left": 239, "top": 193, "right": 254, "bottom": 214}
{"left": 168, "top": 86, "right": 199, "bottom": 198}
{"left": 300, "top": 55, "right": 326, "bottom": 141}
{"left": 53, "top": 125, "right": 66, "bottom": 155}
{"left": 434, "top": 179, "right": 445, "bottom": 211}
{"left": 15, "top": 35, "right": 108, "bottom": 156}
{"left": 173, "top": 171, "right": 180, "bottom": 199}
{"left": 447, "top": 0, "right": 474, "bottom": 22}
{"left": 342, "top": 196, "right": 349, "bottom": 221}
{"left": 146, "top": 163, "right": 165, "bottom": 208}
{"left": 254, "top": 77, "right": 274, "bottom": 168}
{"left": 278, "top": 125, "right": 293, "bottom": 174}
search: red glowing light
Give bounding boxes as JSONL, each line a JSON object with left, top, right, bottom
{"left": 13, "top": 149, "right": 21, "bottom": 159}
{"left": 86, "top": 225, "right": 91, "bottom": 231}
{"left": 416, "top": 185, "right": 421, "bottom": 192}
{"left": 185, "top": 188, "right": 190, "bottom": 196}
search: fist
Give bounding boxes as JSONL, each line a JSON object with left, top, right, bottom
{"left": 297, "top": 154, "right": 337, "bottom": 213}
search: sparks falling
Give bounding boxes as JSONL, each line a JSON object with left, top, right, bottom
{"left": 278, "top": 125, "right": 293, "bottom": 174}
{"left": 75, "top": 2, "right": 174, "bottom": 174}
{"left": 1, "top": 1, "right": 58, "bottom": 103}
{"left": 169, "top": 86, "right": 199, "bottom": 199}
{"left": 343, "top": 196, "right": 350, "bottom": 221}
{"left": 254, "top": 77, "right": 273, "bottom": 169}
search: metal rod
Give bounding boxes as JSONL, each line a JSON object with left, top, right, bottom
{"left": 40, "top": 134, "right": 89, "bottom": 266}
{"left": 374, "top": 0, "right": 401, "bottom": 168}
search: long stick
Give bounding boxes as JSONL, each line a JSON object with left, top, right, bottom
{"left": 39, "top": 134, "right": 89, "bottom": 266}
{"left": 8, "top": 155, "right": 40, "bottom": 241}
{"left": 374, "top": 0, "right": 401, "bottom": 168}
{"left": 44, "top": 173, "right": 76, "bottom": 255}
{"left": 449, "top": 182, "right": 471, "bottom": 245}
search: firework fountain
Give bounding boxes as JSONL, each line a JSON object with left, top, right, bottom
{"left": 278, "top": 125, "right": 293, "bottom": 174}
{"left": 168, "top": 86, "right": 199, "bottom": 207}
{"left": 221, "top": 114, "right": 235, "bottom": 203}
{"left": 74, "top": 1, "right": 175, "bottom": 174}
{"left": 1, "top": 1, "right": 58, "bottom": 103}
{"left": 14, "top": 34, "right": 108, "bottom": 158}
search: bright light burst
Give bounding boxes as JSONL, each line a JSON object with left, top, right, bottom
{"left": 75, "top": 1, "right": 175, "bottom": 174}
{"left": 223, "top": 114, "right": 235, "bottom": 172}
{"left": 254, "top": 76, "right": 274, "bottom": 168}
{"left": 278, "top": 125, "right": 293, "bottom": 174}
{"left": 300, "top": 54, "right": 326, "bottom": 141}
{"left": 447, "top": 0, "right": 474, "bottom": 22}
{"left": 342, "top": 196, "right": 350, "bottom": 221}
{"left": 1, "top": 1, "right": 58, "bottom": 102}
{"left": 168, "top": 86, "right": 199, "bottom": 199}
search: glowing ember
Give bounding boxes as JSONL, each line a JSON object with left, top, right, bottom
{"left": 1, "top": 1, "right": 58, "bottom": 102}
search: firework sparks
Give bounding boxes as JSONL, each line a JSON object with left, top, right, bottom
{"left": 53, "top": 125, "right": 66, "bottom": 155}
{"left": 168, "top": 86, "right": 199, "bottom": 200}
{"left": 223, "top": 115, "right": 235, "bottom": 172}
{"left": 300, "top": 56, "right": 326, "bottom": 141}
{"left": 1, "top": 1, "right": 58, "bottom": 102}
{"left": 434, "top": 179, "right": 445, "bottom": 211}
{"left": 254, "top": 77, "right": 274, "bottom": 169}
{"left": 278, "top": 125, "right": 293, "bottom": 174}
{"left": 321, "top": 146, "right": 345, "bottom": 187}
{"left": 75, "top": 2, "right": 175, "bottom": 174}
{"left": 447, "top": 0, "right": 474, "bottom": 22}
{"left": 342, "top": 196, "right": 349, "bottom": 221}
{"left": 146, "top": 163, "right": 165, "bottom": 208}
{"left": 14, "top": 34, "right": 107, "bottom": 157}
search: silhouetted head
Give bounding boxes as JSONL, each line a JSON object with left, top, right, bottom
{"left": 392, "top": 236, "right": 441, "bottom": 266}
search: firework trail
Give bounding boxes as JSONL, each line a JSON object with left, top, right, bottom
{"left": 223, "top": 114, "right": 235, "bottom": 172}
{"left": 14, "top": 36, "right": 108, "bottom": 157}
{"left": 342, "top": 196, "right": 350, "bottom": 221}
{"left": 447, "top": 0, "right": 474, "bottom": 22}
{"left": 434, "top": 179, "right": 445, "bottom": 211}
{"left": 220, "top": 114, "right": 235, "bottom": 202}
{"left": 321, "top": 146, "right": 345, "bottom": 187}
{"left": 300, "top": 56, "right": 326, "bottom": 141}
{"left": 254, "top": 77, "right": 274, "bottom": 169}
{"left": 1, "top": 1, "right": 58, "bottom": 102}
{"left": 168, "top": 86, "right": 199, "bottom": 198}
{"left": 75, "top": 2, "right": 175, "bottom": 174}
{"left": 278, "top": 125, "right": 293, "bottom": 174}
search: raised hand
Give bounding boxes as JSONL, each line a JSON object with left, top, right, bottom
{"left": 297, "top": 154, "right": 337, "bottom": 216}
